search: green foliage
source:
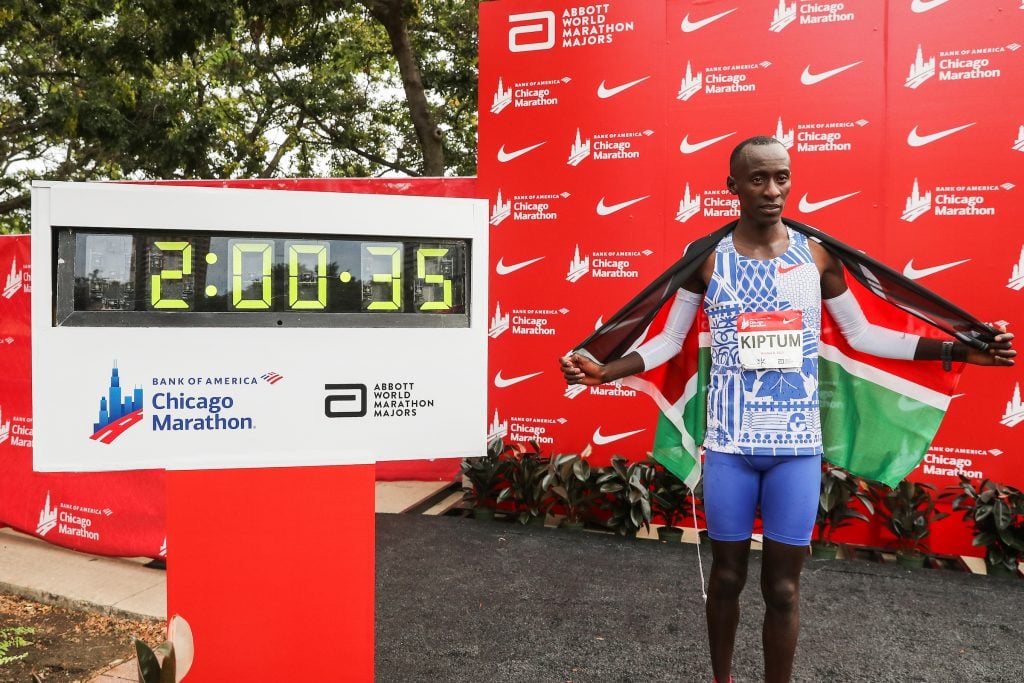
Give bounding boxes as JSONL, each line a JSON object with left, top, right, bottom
{"left": 460, "top": 437, "right": 512, "bottom": 510}
{"left": 0, "top": 626, "right": 34, "bottom": 666}
{"left": 874, "top": 480, "right": 947, "bottom": 554}
{"left": 596, "top": 455, "right": 655, "bottom": 536}
{"left": 542, "top": 448, "right": 600, "bottom": 525}
{"left": 814, "top": 463, "right": 874, "bottom": 546}
{"left": 0, "top": 0, "right": 478, "bottom": 233}
{"left": 648, "top": 458, "right": 698, "bottom": 531}
{"left": 948, "top": 476, "right": 1024, "bottom": 574}
{"left": 503, "top": 440, "right": 551, "bottom": 524}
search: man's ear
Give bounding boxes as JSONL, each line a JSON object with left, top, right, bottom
{"left": 726, "top": 176, "right": 737, "bottom": 194}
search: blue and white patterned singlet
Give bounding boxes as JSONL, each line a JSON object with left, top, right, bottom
{"left": 702, "top": 229, "right": 823, "bottom": 456}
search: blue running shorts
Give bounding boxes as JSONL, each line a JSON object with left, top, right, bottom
{"left": 703, "top": 449, "right": 821, "bottom": 546}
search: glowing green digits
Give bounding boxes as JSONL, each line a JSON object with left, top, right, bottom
{"left": 417, "top": 248, "right": 452, "bottom": 311}
{"left": 288, "top": 244, "right": 328, "bottom": 310}
{"left": 151, "top": 241, "right": 193, "bottom": 309}
{"left": 366, "top": 245, "right": 402, "bottom": 311}
{"left": 231, "top": 242, "right": 272, "bottom": 310}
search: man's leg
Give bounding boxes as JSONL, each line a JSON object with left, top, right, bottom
{"left": 760, "top": 539, "right": 807, "bottom": 683}
{"left": 707, "top": 538, "right": 751, "bottom": 682}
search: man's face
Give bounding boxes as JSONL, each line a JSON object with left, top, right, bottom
{"left": 727, "top": 143, "right": 791, "bottom": 225}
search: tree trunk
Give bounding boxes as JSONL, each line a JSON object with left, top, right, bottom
{"left": 359, "top": 0, "right": 445, "bottom": 176}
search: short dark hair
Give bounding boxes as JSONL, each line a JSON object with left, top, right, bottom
{"left": 729, "top": 136, "right": 785, "bottom": 174}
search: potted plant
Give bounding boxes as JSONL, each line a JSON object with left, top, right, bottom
{"left": 812, "top": 463, "right": 874, "bottom": 559}
{"left": 504, "top": 440, "right": 551, "bottom": 526}
{"left": 947, "top": 476, "right": 1024, "bottom": 577}
{"left": 542, "top": 446, "right": 600, "bottom": 531}
{"left": 874, "top": 480, "right": 947, "bottom": 568}
{"left": 596, "top": 455, "right": 655, "bottom": 537}
{"left": 648, "top": 458, "right": 698, "bottom": 543}
{"left": 460, "top": 437, "right": 512, "bottom": 520}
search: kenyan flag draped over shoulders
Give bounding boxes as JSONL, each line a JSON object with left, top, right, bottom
{"left": 573, "top": 220, "right": 1000, "bottom": 490}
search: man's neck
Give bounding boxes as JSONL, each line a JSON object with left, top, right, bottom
{"left": 732, "top": 217, "right": 789, "bottom": 259}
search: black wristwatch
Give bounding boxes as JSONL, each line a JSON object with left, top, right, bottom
{"left": 941, "top": 341, "right": 954, "bottom": 372}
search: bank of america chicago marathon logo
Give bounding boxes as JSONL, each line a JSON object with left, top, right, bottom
{"left": 772, "top": 116, "right": 869, "bottom": 153}
{"left": 488, "top": 302, "right": 569, "bottom": 339}
{"left": 1003, "top": 383, "right": 1024, "bottom": 428}
{"left": 487, "top": 409, "right": 566, "bottom": 446}
{"left": 1008, "top": 246, "right": 1024, "bottom": 292}
{"left": 90, "top": 363, "right": 285, "bottom": 443}
{"left": 676, "top": 60, "right": 771, "bottom": 102}
{"left": 489, "top": 76, "right": 570, "bottom": 115}
{"left": 905, "top": 42, "right": 1020, "bottom": 90}
{"left": 0, "top": 404, "right": 31, "bottom": 447}
{"left": 566, "top": 245, "right": 652, "bottom": 283}
{"left": 35, "top": 491, "right": 110, "bottom": 541}
{"left": 489, "top": 189, "right": 570, "bottom": 226}
{"left": 3, "top": 257, "right": 29, "bottom": 299}
{"left": 768, "top": 1, "right": 856, "bottom": 33}
{"left": 900, "top": 179, "right": 1013, "bottom": 223}
{"left": 507, "top": 5, "right": 637, "bottom": 53}
{"left": 675, "top": 185, "right": 737, "bottom": 224}
{"left": 567, "top": 128, "right": 653, "bottom": 166}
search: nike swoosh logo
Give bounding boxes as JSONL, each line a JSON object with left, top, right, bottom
{"left": 679, "top": 132, "right": 736, "bottom": 154}
{"left": 494, "top": 370, "right": 543, "bottom": 388}
{"left": 798, "top": 191, "right": 860, "bottom": 213}
{"left": 902, "top": 258, "right": 970, "bottom": 280}
{"left": 782, "top": 316, "right": 798, "bottom": 324}
{"left": 911, "top": 0, "right": 952, "bottom": 12}
{"left": 592, "top": 427, "right": 645, "bottom": 445}
{"left": 596, "top": 195, "right": 649, "bottom": 216}
{"left": 496, "top": 256, "right": 544, "bottom": 275}
{"left": 778, "top": 264, "right": 803, "bottom": 275}
{"left": 800, "top": 61, "right": 863, "bottom": 86}
{"left": 681, "top": 8, "right": 737, "bottom": 33}
{"left": 907, "top": 122, "right": 975, "bottom": 147}
{"left": 497, "top": 142, "right": 545, "bottom": 163}
{"left": 597, "top": 76, "right": 650, "bottom": 99}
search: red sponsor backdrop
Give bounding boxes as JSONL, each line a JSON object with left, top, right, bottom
{"left": 480, "top": 0, "right": 1024, "bottom": 556}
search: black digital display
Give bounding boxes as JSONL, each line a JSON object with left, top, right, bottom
{"left": 54, "top": 228, "right": 470, "bottom": 328}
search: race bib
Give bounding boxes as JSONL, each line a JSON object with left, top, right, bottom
{"left": 737, "top": 311, "right": 803, "bottom": 369}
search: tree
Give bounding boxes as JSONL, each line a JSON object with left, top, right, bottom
{"left": 0, "top": 0, "right": 478, "bottom": 234}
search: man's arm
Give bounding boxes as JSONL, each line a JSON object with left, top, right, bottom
{"left": 811, "top": 241, "right": 1016, "bottom": 366}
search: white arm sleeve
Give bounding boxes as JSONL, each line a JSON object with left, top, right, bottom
{"left": 824, "top": 289, "right": 919, "bottom": 360}
{"left": 633, "top": 288, "right": 703, "bottom": 370}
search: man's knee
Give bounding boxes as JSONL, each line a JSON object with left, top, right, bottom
{"left": 761, "top": 576, "right": 799, "bottom": 612}
{"left": 710, "top": 564, "right": 748, "bottom": 598}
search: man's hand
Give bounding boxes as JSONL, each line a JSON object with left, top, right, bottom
{"left": 965, "top": 328, "right": 1016, "bottom": 366}
{"left": 559, "top": 353, "right": 606, "bottom": 386}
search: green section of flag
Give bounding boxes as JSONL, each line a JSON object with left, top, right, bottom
{"left": 651, "top": 347, "right": 709, "bottom": 490}
{"left": 818, "top": 358, "right": 945, "bottom": 488}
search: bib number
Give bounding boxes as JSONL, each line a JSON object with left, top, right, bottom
{"left": 737, "top": 311, "right": 803, "bottom": 369}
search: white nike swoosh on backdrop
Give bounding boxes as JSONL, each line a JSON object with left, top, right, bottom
{"left": 679, "top": 132, "right": 736, "bottom": 154}
{"left": 494, "top": 370, "right": 543, "bottom": 388}
{"left": 497, "top": 142, "right": 545, "bottom": 162}
{"left": 597, "top": 76, "right": 650, "bottom": 99}
{"left": 800, "top": 61, "right": 863, "bottom": 85}
{"left": 798, "top": 191, "right": 860, "bottom": 212}
{"left": 680, "top": 8, "right": 737, "bottom": 33}
{"left": 911, "top": 0, "right": 953, "bottom": 13}
{"left": 907, "top": 123, "right": 975, "bottom": 147}
{"left": 596, "top": 195, "right": 650, "bottom": 216}
{"left": 592, "top": 427, "right": 645, "bottom": 445}
{"left": 495, "top": 256, "right": 544, "bottom": 275}
{"left": 902, "top": 258, "right": 970, "bottom": 280}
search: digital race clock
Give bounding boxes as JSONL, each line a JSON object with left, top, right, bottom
{"left": 55, "top": 229, "right": 469, "bottom": 327}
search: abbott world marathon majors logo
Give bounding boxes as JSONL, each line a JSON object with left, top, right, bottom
{"left": 489, "top": 76, "right": 570, "bottom": 115}
{"left": 567, "top": 128, "right": 653, "bottom": 166}
{"left": 36, "top": 491, "right": 111, "bottom": 543}
{"left": 677, "top": 60, "right": 771, "bottom": 102}
{"left": 489, "top": 189, "right": 570, "bottom": 226}
{"left": 508, "top": 4, "right": 637, "bottom": 53}
{"left": 768, "top": 1, "right": 856, "bottom": 32}
{"left": 3, "top": 257, "right": 29, "bottom": 299}
{"left": 325, "top": 381, "right": 436, "bottom": 418}
{"left": 487, "top": 409, "right": 566, "bottom": 446}
{"left": 900, "top": 178, "right": 1012, "bottom": 222}
{"left": 904, "top": 42, "right": 1020, "bottom": 89}
{"left": 489, "top": 302, "right": 569, "bottom": 339}
{"left": 566, "top": 246, "right": 652, "bottom": 283}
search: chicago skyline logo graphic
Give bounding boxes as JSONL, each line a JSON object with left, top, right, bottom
{"left": 90, "top": 362, "right": 144, "bottom": 444}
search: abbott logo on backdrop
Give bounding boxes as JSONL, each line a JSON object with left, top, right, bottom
{"left": 508, "top": 11, "right": 555, "bottom": 52}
